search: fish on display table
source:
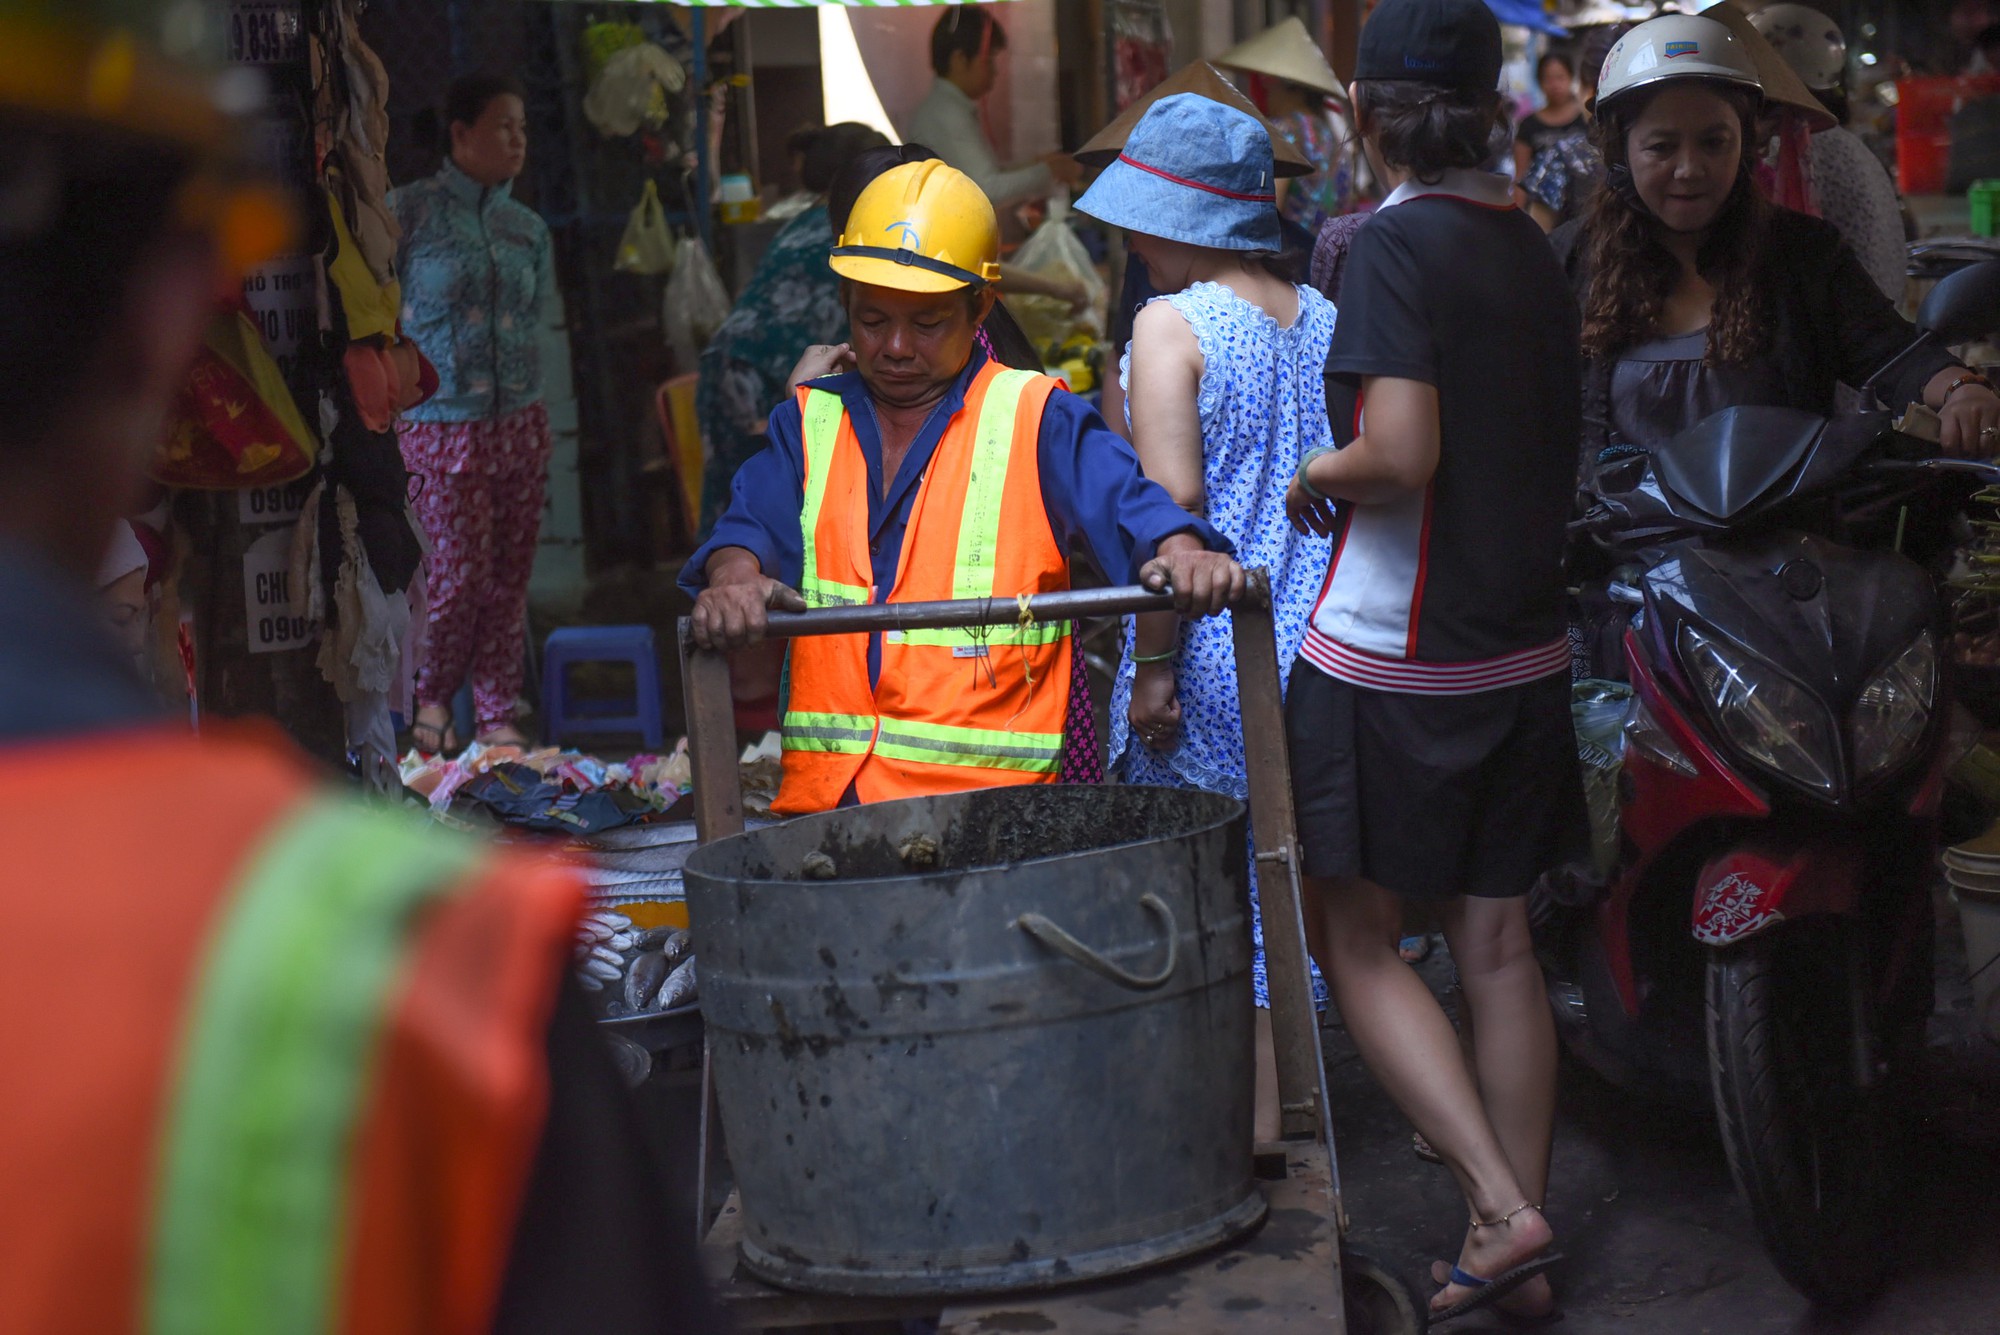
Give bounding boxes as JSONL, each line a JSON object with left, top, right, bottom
{"left": 572, "top": 911, "right": 698, "bottom": 1018}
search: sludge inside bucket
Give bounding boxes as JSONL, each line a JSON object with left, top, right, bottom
{"left": 684, "top": 785, "right": 1262, "bottom": 1296}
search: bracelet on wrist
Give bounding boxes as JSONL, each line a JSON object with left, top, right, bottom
{"left": 1132, "top": 647, "right": 1179, "bottom": 666}
{"left": 1944, "top": 371, "right": 1995, "bottom": 402}
{"left": 1295, "top": 445, "right": 1339, "bottom": 503}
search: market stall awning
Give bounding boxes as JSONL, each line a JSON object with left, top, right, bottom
{"left": 1485, "top": 0, "right": 1568, "bottom": 37}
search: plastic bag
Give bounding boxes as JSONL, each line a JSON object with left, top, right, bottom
{"left": 615, "top": 180, "right": 678, "bottom": 275}
{"left": 1003, "top": 195, "right": 1107, "bottom": 358}
{"left": 663, "top": 234, "right": 731, "bottom": 368}
{"left": 153, "top": 301, "right": 319, "bottom": 490}
{"left": 1572, "top": 679, "right": 1634, "bottom": 877}
{"left": 581, "top": 19, "right": 647, "bottom": 83}
{"left": 583, "top": 42, "right": 686, "bottom": 139}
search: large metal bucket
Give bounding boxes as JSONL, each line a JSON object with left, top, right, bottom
{"left": 684, "top": 784, "right": 1262, "bottom": 1296}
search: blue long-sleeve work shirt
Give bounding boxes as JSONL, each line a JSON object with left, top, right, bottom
{"left": 682, "top": 350, "right": 1226, "bottom": 677}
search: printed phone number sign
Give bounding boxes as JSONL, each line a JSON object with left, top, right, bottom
{"left": 242, "top": 527, "right": 308, "bottom": 655}
{"left": 238, "top": 475, "right": 314, "bottom": 525}
{"left": 240, "top": 255, "right": 317, "bottom": 381}
{"left": 228, "top": 3, "right": 303, "bottom": 65}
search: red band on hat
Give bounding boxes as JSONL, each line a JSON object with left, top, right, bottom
{"left": 1115, "top": 152, "right": 1276, "bottom": 203}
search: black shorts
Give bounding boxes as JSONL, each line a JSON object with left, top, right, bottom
{"left": 1285, "top": 662, "right": 1587, "bottom": 901}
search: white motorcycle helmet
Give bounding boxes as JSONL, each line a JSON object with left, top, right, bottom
{"left": 1594, "top": 13, "right": 1764, "bottom": 115}
{"left": 1748, "top": 3, "right": 1847, "bottom": 92}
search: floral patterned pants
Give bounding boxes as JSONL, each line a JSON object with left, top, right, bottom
{"left": 398, "top": 403, "right": 551, "bottom": 733}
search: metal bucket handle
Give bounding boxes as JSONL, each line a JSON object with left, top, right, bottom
{"left": 1013, "top": 893, "right": 1179, "bottom": 991}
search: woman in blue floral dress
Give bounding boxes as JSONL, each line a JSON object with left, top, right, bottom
{"left": 1078, "top": 93, "right": 1335, "bottom": 1142}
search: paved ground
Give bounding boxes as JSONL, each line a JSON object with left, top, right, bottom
{"left": 1330, "top": 896, "right": 2000, "bottom": 1334}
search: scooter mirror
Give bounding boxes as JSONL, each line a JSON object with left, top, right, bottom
{"left": 1917, "top": 259, "right": 2000, "bottom": 344}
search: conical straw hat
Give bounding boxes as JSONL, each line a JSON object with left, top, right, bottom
{"left": 1700, "top": 1, "right": 1836, "bottom": 132}
{"left": 1075, "top": 60, "right": 1315, "bottom": 178}
{"left": 1216, "top": 15, "right": 1344, "bottom": 96}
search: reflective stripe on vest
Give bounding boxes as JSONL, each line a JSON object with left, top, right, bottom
{"left": 799, "top": 372, "right": 1068, "bottom": 648}
{"left": 900, "top": 368, "right": 1065, "bottom": 647}
{"left": 798, "top": 390, "right": 871, "bottom": 609}
{"left": 875, "top": 717, "right": 1064, "bottom": 772}
{"left": 145, "top": 795, "right": 482, "bottom": 1335}
{"left": 779, "top": 709, "right": 877, "bottom": 755}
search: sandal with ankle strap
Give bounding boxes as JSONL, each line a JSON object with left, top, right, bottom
{"left": 1431, "top": 1205, "right": 1563, "bottom": 1326}
{"left": 1430, "top": 1252, "right": 1565, "bottom": 1326}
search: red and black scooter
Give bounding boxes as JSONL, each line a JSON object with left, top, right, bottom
{"left": 1539, "top": 261, "right": 2000, "bottom": 1309}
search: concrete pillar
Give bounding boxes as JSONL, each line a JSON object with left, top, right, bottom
{"left": 530, "top": 287, "right": 586, "bottom": 618}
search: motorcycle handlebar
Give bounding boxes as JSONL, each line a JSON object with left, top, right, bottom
{"left": 1568, "top": 506, "right": 1616, "bottom": 536}
{"left": 1864, "top": 457, "right": 2000, "bottom": 485}
{"left": 1574, "top": 444, "right": 2000, "bottom": 545}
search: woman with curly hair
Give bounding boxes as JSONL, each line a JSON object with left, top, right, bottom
{"left": 1556, "top": 13, "right": 2000, "bottom": 492}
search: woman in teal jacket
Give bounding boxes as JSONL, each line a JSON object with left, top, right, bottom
{"left": 392, "top": 74, "right": 561, "bottom": 752}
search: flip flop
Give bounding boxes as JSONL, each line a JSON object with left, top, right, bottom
{"left": 1400, "top": 933, "right": 1433, "bottom": 964}
{"left": 1412, "top": 1131, "right": 1443, "bottom": 1164}
{"left": 1429, "top": 1253, "right": 1565, "bottom": 1326}
{"left": 410, "top": 710, "right": 458, "bottom": 757}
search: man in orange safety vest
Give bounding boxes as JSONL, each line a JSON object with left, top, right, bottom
{"left": 686, "top": 159, "right": 1243, "bottom": 814}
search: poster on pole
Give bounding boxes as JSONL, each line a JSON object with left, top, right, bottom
{"left": 242, "top": 527, "right": 309, "bottom": 655}
{"left": 237, "top": 475, "right": 315, "bottom": 527}
{"left": 239, "top": 254, "right": 319, "bottom": 382}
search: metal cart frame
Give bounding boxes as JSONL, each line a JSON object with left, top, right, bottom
{"left": 676, "top": 572, "right": 1420, "bottom": 1333}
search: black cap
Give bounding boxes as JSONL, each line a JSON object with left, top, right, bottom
{"left": 1353, "top": 0, "right": 1503, "bottom": 91}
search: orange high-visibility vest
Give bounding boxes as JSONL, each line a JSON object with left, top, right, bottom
{"left": 775, "top": 360, "right": 1073, "bottom": 815}
{"left": 0, "top": 724, "right": 582, "bottom": 1335}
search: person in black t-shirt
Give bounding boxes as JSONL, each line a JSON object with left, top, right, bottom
{"left": 1512, "top": 51, "right": 1601, "bottom": 230}
{"left": 1513, "top": 52, "right": 1586, "bottom": 168}
{"left": 1281, "top": 0, "right": 1580, "bottom": 1323}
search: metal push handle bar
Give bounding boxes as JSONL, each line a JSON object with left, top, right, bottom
{"left": 1014, "top": 893, "right": 1180, "bottom": 991}
{"left": 757, "top": 581, "right": 1263, "bottom": 639}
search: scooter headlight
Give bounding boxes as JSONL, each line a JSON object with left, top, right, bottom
{"left": 1679, "top": 625, "right": 1840, "bottom": 795}
{"left": 1851, "top": 631, "right": 1935, "bottom": 784}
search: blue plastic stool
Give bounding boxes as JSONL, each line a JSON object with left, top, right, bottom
{"left": 540, "top": 625, "right": 665, "bottom": 751}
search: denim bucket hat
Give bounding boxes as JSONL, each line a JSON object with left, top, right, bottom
{"left": 1075, "top": 92, "right": 1280, "bottom": 251}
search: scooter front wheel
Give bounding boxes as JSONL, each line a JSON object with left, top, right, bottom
{"left": 1705, "top": 920, "right": 1897, "bottom": 1309}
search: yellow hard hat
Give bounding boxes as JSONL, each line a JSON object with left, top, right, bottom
{"left": 830, "top": 160, "right": 1001, "bottom": 294}
{"left": 0, "top": 1, "right": 293, "bottom": 272}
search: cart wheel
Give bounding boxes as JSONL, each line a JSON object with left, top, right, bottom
{"left": 1342, "top": 1244, "right": 1426, "bottom": 1335}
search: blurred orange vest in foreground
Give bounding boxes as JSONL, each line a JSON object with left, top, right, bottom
{"left": 776, "top": 361, "right": 1075, "bottom": 815}
{"left": 0, "top": 726, "right": 581, "bottom": 1335}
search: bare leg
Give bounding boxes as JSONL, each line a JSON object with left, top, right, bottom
{"left": 1308, "top": 874, "right": 1554, "bottom": 1316}
{"left": 1440, "top": 895, "right": 1556, "bottom": 1212}
{"left": 1253, "top": 1008, "right": 1281, "bottom": 1144}
{"left": 1437, "top": 894, "right": 1559, "bottom": 1315}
